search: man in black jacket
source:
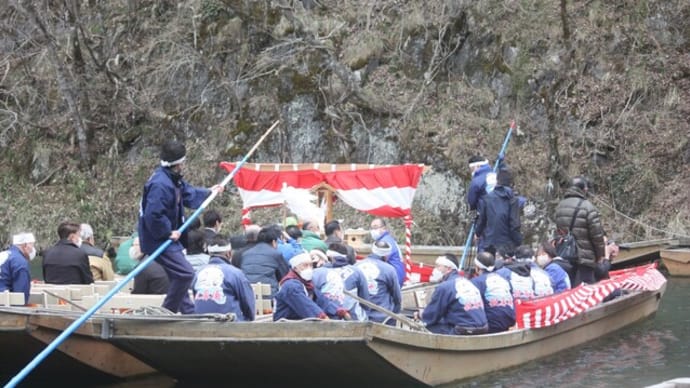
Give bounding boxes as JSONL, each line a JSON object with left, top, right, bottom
{"left": 43, "top": 221, "right": 94, "bottom": 284}
{"left": 554, "top": 177, "right": 606, "bottom": 286}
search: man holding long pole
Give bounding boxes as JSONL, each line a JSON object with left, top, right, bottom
{"left": 138, "top": 140, "right": 224, "bottom": 314}
{"left": 4, "top": 121, "right": 279, "bottom": 387}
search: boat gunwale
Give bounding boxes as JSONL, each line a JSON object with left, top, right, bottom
{"left": 11, "top": 286, "right": 662, "bottom": 353}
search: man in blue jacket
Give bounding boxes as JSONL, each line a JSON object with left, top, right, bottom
{"left": 0, "top": 232, "right": 37, "bottom": 305}
{"left": 467, "top": 155, "right": 493, "bottom": 211}
{"left": 355, "top": 240, "right": 402, "bottom": 324}
{"left": 138, "top": 140, "right": 223, "bottom": 314}
{"left": 193, "top": 235, "right": 255, "bottom": 321}
{"left": 475, "top": 169, "right": 522, "bottom": 253}
{"left": 370, "top": 218, "right": 405, "bottom": 287}
{"left": 420, "top": 253, "right": 488, "bottom": 335}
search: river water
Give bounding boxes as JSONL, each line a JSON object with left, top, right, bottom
{"left": 4, "top": 278, "right": 688, "bottom": 387}
{"left": 455, "top": 277, "right": 690, "bottom": 388}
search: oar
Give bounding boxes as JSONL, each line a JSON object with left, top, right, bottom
{"left": 343, "top": 290, "right": 429, "bottom": 332}
{"left": 4, "top": 120, "right": 280, "bottom": 388}
{"left": 459, "top": 121, "right": 515, "bottom": 271}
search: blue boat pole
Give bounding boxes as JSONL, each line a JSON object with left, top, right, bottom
{"left": 4, "top": 120, "right": 280, "bottom": 388}
{"left": 459, "top": 121, "right": 515, "bottom": 271}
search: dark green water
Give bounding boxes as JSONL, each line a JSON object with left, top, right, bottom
{"left": 456, "top": 277, "right": 690, "bottom": 388}
{"left": 4, "top": 279, "right": 688, "bottom": 387}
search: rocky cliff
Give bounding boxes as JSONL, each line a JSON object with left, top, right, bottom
{"left": 1, "top": 0, "right": 688, "bottom": 248}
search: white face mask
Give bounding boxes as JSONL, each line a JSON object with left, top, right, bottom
{"left": 536, "top": 255, "right": 550, "bottom": 268}
{"left": 370, "top": 229, "right": 382, "bottom": 240}
{"left": 430, "top": 268, "right": 444, "bottom": 283}
{"left": 299, "top": 267, "right": 313, "bottom": 281}
{"left": 75, "top": 237, "right": 82, "bottom": 248}
{"left": 28, "top": 246, "right": 37, "bottom": 261}
{"left": 129, "top": 246, "right": 143, "bottom": 261}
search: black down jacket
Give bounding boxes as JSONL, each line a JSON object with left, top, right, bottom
{"left": 554, "top": 187, "right": 606, "bottom": 268}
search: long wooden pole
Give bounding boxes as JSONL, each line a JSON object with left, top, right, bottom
{"left": 4, "top": 120, "right": 279, "bottom": 388}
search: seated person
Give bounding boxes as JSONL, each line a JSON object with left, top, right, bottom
{"left": 193, "top": 235, "right": 255, "bottom": 321}
{"left": 238, "top": 224, "right": 288, "bottom": 297}
{"left": 80, "top": 223, "right": 114, "bottom": 281}
{"left": 131, "top": 238, "right": 170, "bottom": 294}
{"left": 535, "top": 240, "right": 571, "bottom": 294}
{"left": 471, "top": 251, "right": 515, "bottom": 333}
{"left": 420, "top": 253, "right": 488, "bottom": 335}
{"left": 515, "top": 245, "right": 553, "bottom": 298}
{"left": 312, "top": 243, "right": 369, "bottom": 321}
{"left": 115, "top": 233, "right": 139, "bottom": 275}
{"left": 273, "top": 253, "right": 347, "bottom": 321}
{"left": 0, "top": 233, "right": 37, "bottom": 305}
{"left": 496, "top": 247, "right": 535, "bottom": 300}
{"left": 43, "top": 221, "right": 94, "bottom": 285}
{"left": 355, "top": 241, "right": 402, "bottom": 324}
{"left": 184, "top": 229, "right": 210, "bottom": 273}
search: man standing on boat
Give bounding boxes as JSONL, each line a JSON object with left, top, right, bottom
{"left": 369, "top": 218, "right": 405, "bottom": 286}
{"left": 467, "top": 155, "right": 494, "bottom": 211}
{"left": 554, "top": 177, "right": 605, "bottom": 286}
{"left": 138, "top": 140, "right": 223, "bottom": 314}
{"left": 0, "top": 232, "right": 37, "bottom": 305}
{"left": 475, "top": 169, "right": 523, "bottom": 253}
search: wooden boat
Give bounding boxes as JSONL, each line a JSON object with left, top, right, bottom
{"left": 2, "top": 269, "right": 666, "bottom": 387}
{"left": 660, "top": 248, "right": 690, "bottom": 276}
{"left": 0, "top": 306, "right": 156, "bottom": 384}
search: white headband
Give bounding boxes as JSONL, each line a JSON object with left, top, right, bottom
{"left": 160, "top": 156, "right": 186, "bottom": 167}
{"left": 435, "top": 256, "right": 458, "bottom": 271}
{"left": 12, "top": 233, "right": 36, "bottom": 245}
{"left": 468, "top": 160, "right": 489, "bottom": 169}
{"left": 289, "top": 253, "right": 313, "bottom": 268}
{"left": 473, "top": 258, "right": 494, "bottom": 272}
{"left": 326, "top": 250, "right": 345, "bottom": 258}
{"left": 372, "top": 244, "right": 392, "bottom": 257}
{"left": 207, "top": 244, "right": 232, "bottom": 253}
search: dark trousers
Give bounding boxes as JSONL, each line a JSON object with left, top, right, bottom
{"left": 156, "top": 249, "right": 195, "bottom": 314}
{"left": 574, "top": 265, "right": 595, "bottom": 287}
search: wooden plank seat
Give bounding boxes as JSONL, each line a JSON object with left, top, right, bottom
{"left": 0, "top": 291, "right": 26, "bottom": 306}
{"left": 251, "top": 283, "right": 273, "bottom": 318}
{"left": 80, "top": 294, "right": 166, "bottom": 314}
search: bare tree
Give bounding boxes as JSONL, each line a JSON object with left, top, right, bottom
{"left": 11, "top": 0, "right": 91, "bottom": 167}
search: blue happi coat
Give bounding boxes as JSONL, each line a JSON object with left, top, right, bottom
{"left": 193, "top": 256, "right": 255, "bottom": 321}
{"left": 138, "top": 167, "right": 210, "bottom": 254}
{"left": 0, "top": 246, "right": 31, "bottom": 304}
{"left": 355, "top": 254, "right": 401, "bottom": 323}
{"left": 497, "top": 263, "right": 536, "bottom": 300}
{"left": 472, "top": 271, "right": 515, "bottom": 333}
{"left": 273, "top": 271, "right": 339, "bottom": 321}
{"left": 313, "top": 255, "right": 369, "bottom": 321}
{"left": 422, "top": 272, "right": 487, "bottom": 334}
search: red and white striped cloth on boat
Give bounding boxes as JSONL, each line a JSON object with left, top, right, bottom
{"left": 515, "top": 263, "right": 666, "bottom": 329}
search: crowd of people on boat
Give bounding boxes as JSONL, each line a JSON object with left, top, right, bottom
{"left": 0, "top": 142, "right": 621, "bottom": 336}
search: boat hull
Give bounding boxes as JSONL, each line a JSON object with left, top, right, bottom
{"left": 0, "top": 307, "right": 156, "bottom": 384}
{"left": 660, "top": 248, "right": 690, "bottom": 276}
{"left": 16, "top": 283, "right": 663, "bottom": 387}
